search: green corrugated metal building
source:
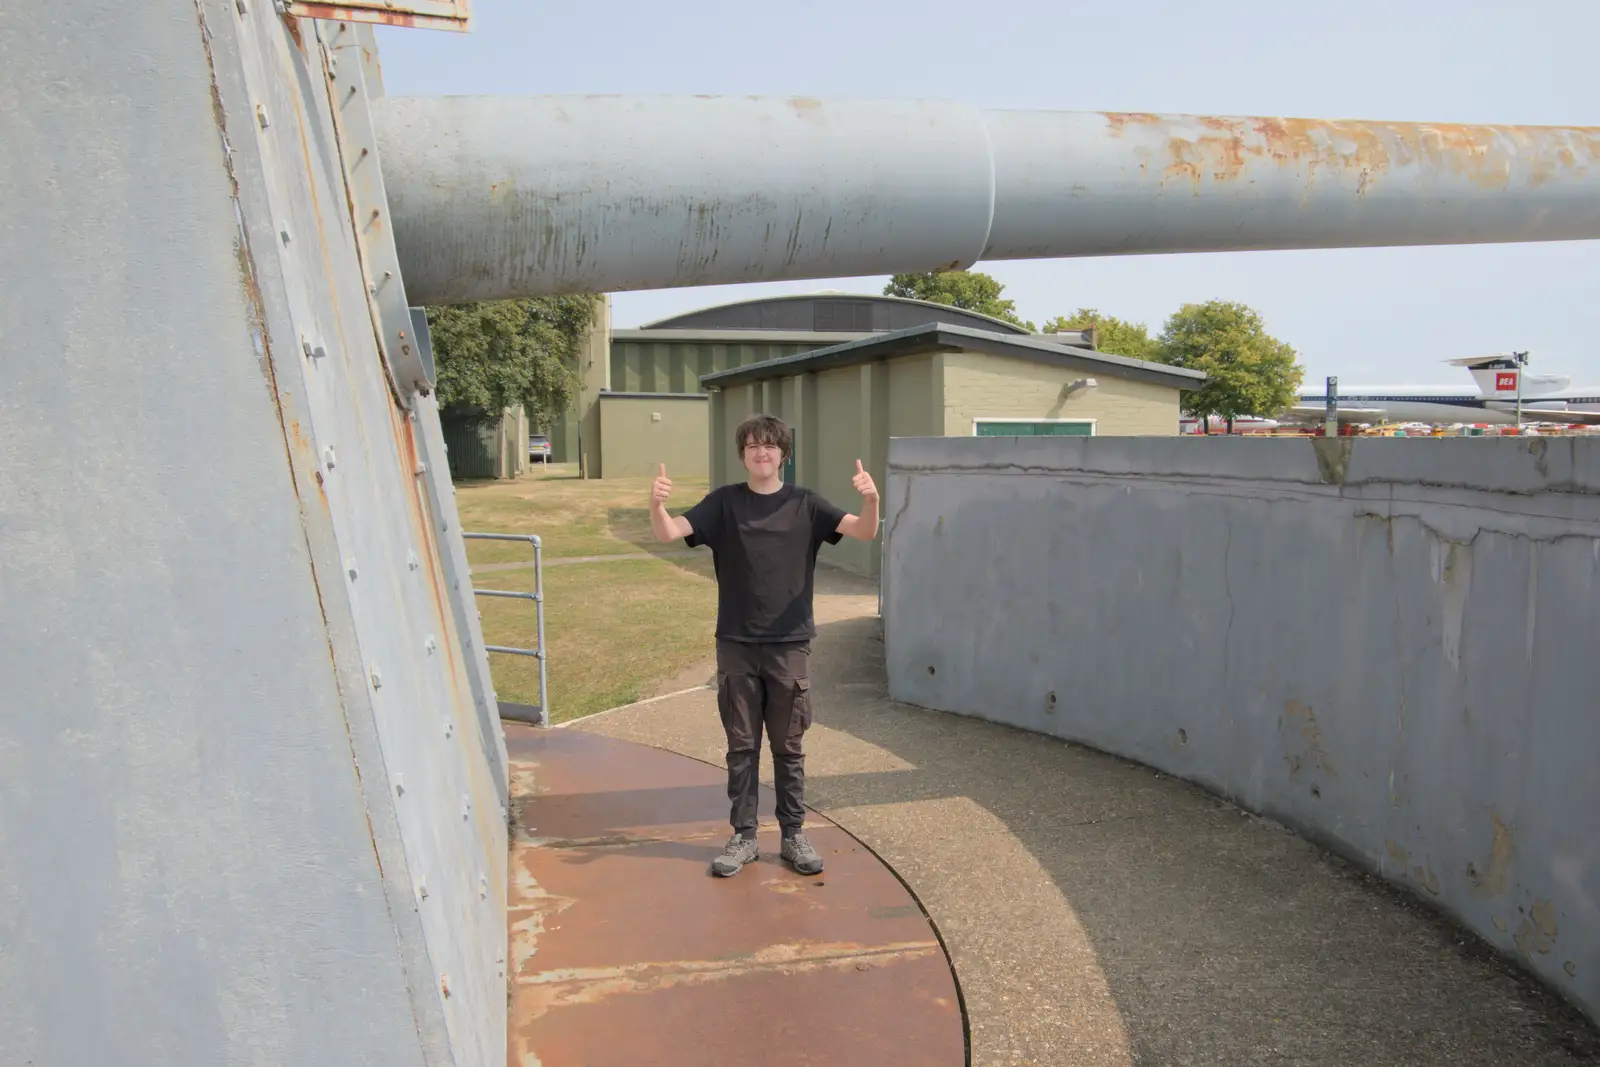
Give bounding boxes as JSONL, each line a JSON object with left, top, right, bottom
{"left": 549, "top": 293, "right": 1079, "bottom": 478}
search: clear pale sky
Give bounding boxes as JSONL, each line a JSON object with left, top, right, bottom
{"left": 374, "top": 1, "right": 1597, "bottom": 387}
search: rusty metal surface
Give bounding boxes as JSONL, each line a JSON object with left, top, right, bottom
{"left": 506, "top": 727, "right": 965, "bottom": 1067}
{"left": 373, "top": 94, "right": 1600, "bottom": 303}
{"left": 282, "top": 0, "right": 471, "bottom": 33}
{"left": 214, "top": 8, "right": 508, "bottom": 1063}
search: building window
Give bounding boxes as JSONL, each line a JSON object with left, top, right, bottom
{"left": 973, "top": 419, "right": 1095, "bottom": 437}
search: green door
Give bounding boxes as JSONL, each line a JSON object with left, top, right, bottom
{"left": 974, "top": 420, "right": 1094, "bottom": 437}
{"left": 782, "top": 429, "right": 796, "bottom": 483}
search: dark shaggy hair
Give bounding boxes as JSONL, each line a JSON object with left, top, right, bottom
{"left": 735, "top": 414, "right": 792, "bottom": 461}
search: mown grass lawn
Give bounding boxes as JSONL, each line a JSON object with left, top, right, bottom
{"left": 454, "top": 464, "right": 709, "bottom": 564}
{"left": 457, "top": 467, "right": 720, "bottom": 722}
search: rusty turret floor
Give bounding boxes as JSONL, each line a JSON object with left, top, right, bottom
{"left": 504, "top": 726, "right": 965, "bottom": 1067}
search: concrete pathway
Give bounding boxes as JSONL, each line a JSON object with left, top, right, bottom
{"left": 575, "top": 569, "right": 1600, "bottom": 1066}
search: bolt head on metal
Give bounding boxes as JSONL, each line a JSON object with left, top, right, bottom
{"left": 255, "top": 105, "right": 269, "bottom": 129}
{"left": 394, "top": 775, "right": 405, "bottom": 796}
{"left": 407, "top": 551, "right": 420, "bottom": 571}
{"left": 461, "top": 794, "right": 472, "bottom": 820}
{"left": 346, "top": 560, "right": 358, "bottom": 581}
{"left": 369, "top": 666, "right": 382, "bottom": 689}
{"left": 443, "top": 719, "right": 454, "bottom": 739}
{"left": 323, "top": 446, "right": 336, "bottom": 469}
{"left": 280, "top": 226, "right": 291, "bottom": 245}
{"left": 235, "top": 0, "right": 247, "bottom": 13}
{"left": 417, "top": 878, "right": 428, "bottom": 900}
{"left": 424, "top": 635, "right": 436, "bottom": 654}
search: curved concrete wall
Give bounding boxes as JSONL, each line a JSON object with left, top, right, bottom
{"left": 883, "top": 434, "right": 1600, "bottom": 1021}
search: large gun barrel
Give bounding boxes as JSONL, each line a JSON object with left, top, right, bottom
{"left": 374, "top": 95, "right": 1600, "bottom": 304}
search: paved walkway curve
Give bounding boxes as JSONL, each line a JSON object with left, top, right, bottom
{"left": 576, "top": 570, "right": 1600, "bottom": 1067}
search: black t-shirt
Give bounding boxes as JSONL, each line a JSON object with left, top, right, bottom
{"left": 682, "top": 482, "right": 847, "bottom": 643}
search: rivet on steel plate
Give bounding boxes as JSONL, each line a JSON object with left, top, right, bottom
{"left": 394, "top": 775, "right": 405, "bottom": 796}
{"left": 407, "top": 551, "right": 420, "bottom": 571}
{"left": 256, "top": 105, "right": 269, "bottom": 129}
{"left": 279, "top": 226, "right": 291, "bottom": 245}
{"left": 443, "top": 719, "right": 454, "bottom": 739}
{"left": 235, "top": 0, "right": 247, "bottom": 13}
{"left": 415, "top": 460, "right": 427, "bottom": 475}
{"left": 479, "top": 874, "right": 488, "bottom": 900}
{"left": 324, "top": 446, "right": 336, "bottom": 469}
{"left": 461, "top": 795, "right": 471, "bottom": 820}
{"left": 417, "top": 878, "right": 428, "bottom": 900}
{"left": 424, "top": 635, "right": 436, "bottom": 654}
{"left": 398, "top": 329, "right": 407, "bottom": 339}
{"left": 369, "top": 666, "right": 382, "bottom": 689}
{"left": 346, "top": 560, "right": 358, "bottom": 581}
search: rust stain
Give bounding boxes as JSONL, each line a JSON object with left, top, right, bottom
{"left": 281, "top": 4, "right": 464, "bottom": 32}
{"left": 1531, "top": 898, "right": 1559, "bottom": 940}
{"left": 1411, "top": 864, "right": 1442, "bottom": 897}
{"left": 515, "top": 940, "right": 942, "bottom": 1018}
{"left": 1514, "top": 912, "right": 1556, "bottom": 958}
{"left": 1474, "top": 808, "right": 1515, "bottom": 897}
{"left": 1125, "top": 113, "right": 1600, "bottom": 195}
{"left": 1103, "top": 112, "right": 1164, "bottom": 136}
{"left": 1493, "top": 915, "right": 1509, "bottom": 932}
{"left": 1281, "top": 700, "right": 1336, "bottom": 778}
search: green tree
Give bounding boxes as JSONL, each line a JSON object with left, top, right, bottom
{"left": 1043, "top": 308, "right": 1160, "bottom": 362}
{"left": 1156, "top": 300, "right": 1304, "bottom": 430}
{"left": 884, "top": 270, "right": 1034, "bottom": 330}
{"left": 426, "top": 296, "right": 598, "bottom": 428}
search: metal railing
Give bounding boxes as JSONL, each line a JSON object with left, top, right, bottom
{"left": 463, "top": 532, "right": 547, "bottom": 727}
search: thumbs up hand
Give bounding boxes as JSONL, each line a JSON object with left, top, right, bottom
{"left": 851, "top": 458, "right": 878, "bottom": 500}
{"left": 651, "top": 462, "right": 673, "bottom": 505}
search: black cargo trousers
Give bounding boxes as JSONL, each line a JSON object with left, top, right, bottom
{"left": 715, "top": 638, "right": 812, "bottom": 839}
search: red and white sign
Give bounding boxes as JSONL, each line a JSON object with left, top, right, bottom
{"left": 1496, "top": 371, "right": 1518, "bottom": 391}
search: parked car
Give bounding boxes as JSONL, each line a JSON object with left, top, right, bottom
{"left": 528, "top": 434, "right": 552, "bottom": 464}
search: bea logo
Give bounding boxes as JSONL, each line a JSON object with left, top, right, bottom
{"left": 1496, "top": 372, "right": 1517, "bottom": 391}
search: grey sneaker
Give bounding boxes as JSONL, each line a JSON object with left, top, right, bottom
{"left": 780, "top": 832, "right": 824, "bottom": 875}
{"left": 710, "top": 833, "right": 759, "bottom": 877}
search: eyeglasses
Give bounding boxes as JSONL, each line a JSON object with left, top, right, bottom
{"left": 743, "top": 443, "right": 781, "bottom": 454}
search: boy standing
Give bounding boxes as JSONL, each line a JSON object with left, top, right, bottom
{"left": 649, "top": 414, "right": 879, "bottom": 877}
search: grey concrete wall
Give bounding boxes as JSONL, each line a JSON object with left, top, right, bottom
{"left": 0, "top": 4, "right": 505, "bottom": 1064}
{"left": 883, "top": 434, "right": 1600, "bottom": 1021}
